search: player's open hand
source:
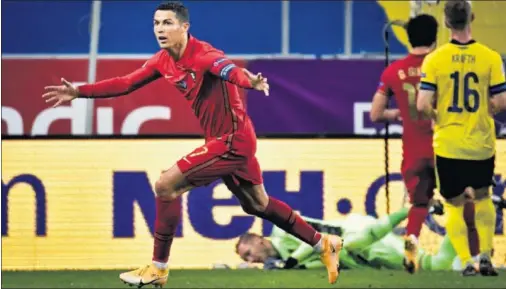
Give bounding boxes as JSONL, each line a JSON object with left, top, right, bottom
{"left": 42, "top": 78, "right": 79, "bottom": 107}
{"left": 392, "top": 109, "right": 402, "bottom": 121}
{"left": 242, "top": 68, "right": 270, "bottom": 96}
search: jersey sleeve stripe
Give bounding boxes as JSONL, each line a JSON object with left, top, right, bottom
{"left": 490, "top": 82, "right": 506, "bottom": 95}
{"left": 420, "top": 81, "right": 437, "bottom": 91}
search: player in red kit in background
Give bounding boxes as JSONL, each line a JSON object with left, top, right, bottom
{"left": 370, "top": 14, "right": 439, "bottom": 273}
{"left": 42, "top": 2, "right": 342, "bottom": 287}
{"left": 370, "top": 14, "right": 480, "bottom": 274}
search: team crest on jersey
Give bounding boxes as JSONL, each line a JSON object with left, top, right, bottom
{"left": 213, "top": 58, "right": 227, "bottom": 67}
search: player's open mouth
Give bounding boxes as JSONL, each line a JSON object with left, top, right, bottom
{"left": 158, "top": 36, "right": 168, "bottom": 41}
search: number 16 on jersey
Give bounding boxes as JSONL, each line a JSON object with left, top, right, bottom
{"left": 447, "top": 71, "right": 480, "bottom": 113}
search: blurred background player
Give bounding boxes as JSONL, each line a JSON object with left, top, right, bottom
{"left": 42, "top": 1, "right": 342, "bottom": 287}
{"left": 234, "top": 201, "right": 500, "bottom": 272}
{"left": 370, "top": 14, "right": 439, "bottom": 274}
{"left": 417, "top": 0, "right": 506, "bottom": 277}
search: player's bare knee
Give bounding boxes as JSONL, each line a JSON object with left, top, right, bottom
{"left": 246, "top": 184, "right": 269, "bottom": 207}
{"left": 240, "top": 201, "right": 266, "bottom": 216}
{"left": 474, "top": 187, "right": 490, "bottom": 200}
{"left": 154, "top": 179, "right": 188, "bottom": 201}
{"left": 154, "top": 179, "right": 172, "bottom": 197}
{"left": 240, "top": 203, "right": 257, "bottom": 215}
{"left": 232, "top": 181, "right": 269, "bottom": 215}
{"left": 154, "top": 165, "right": 191, "bottom": 200}
{"left": 446, "top": 193, "right": 468, "bottom": 206}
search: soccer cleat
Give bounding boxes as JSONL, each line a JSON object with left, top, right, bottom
{"left": 462, "top": 263, "right": 478, "bottom": 277}
{"left": 319, "top": 234, "right": 343, "bottom": 284}
{"left": 403, "top": 234, "right": 418, "bottom": 274}
{"left": 119, "top": 264, "right": 169, "bottom": 288}
{"left": 479, "top": 257, "right": 499, "bottom": 276}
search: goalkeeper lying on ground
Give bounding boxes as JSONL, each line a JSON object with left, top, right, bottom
{"left": 235, "top": 197, "right": 505, "bottom": 271}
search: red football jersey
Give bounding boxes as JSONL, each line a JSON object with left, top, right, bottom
{"left": 377, "top": 54, "right": 433, "bottom": 160}
{"left": 79, "top": 34, "right": 255, "bottom": 142}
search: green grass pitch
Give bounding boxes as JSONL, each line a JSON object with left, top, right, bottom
{"left": 2, "top": 269, "right": 506, "bottom": 288}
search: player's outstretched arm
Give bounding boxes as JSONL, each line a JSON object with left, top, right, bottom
{"left": 418, "top": 54, "right": 438, "bottom": 120}
{"left": 371, "top": 68, "right": 401, "bottom": 122}
{"left": 203, "top": 52, "right": 269, "bottom": 96}
{"left": 416, "top": 90, "right": 437, "bottom": 120}
{"left": 417, "top": 59, "right": 438, "bottom": 120}
{"left": 370, "top": 91, "right": 401, "bottom": 122}
{"left": 42, "top": 64, "right": 161, "bottom": 107}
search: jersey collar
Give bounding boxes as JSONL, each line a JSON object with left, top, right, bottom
{"left": 175, "top": 33, "right": 196, "bottom": 65}
{"left": 450, "top": 39, "right": 476, "bottom": 45}
{"left": 409, "top": 52, "right": 429, "bottom": 58}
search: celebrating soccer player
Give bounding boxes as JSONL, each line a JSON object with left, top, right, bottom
{"left": 370, "top": 14, "right": 439, "bottom": 274}
{"left": 42, "top": 2, "right": 342, "bottom": 287}
{"left": 417, "top": 0, "right": 506, "bottom": 276}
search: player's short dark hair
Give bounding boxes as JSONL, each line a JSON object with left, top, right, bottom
{"left": 406, "top": 14, "right": 438, "bottom": 48}
{"left": 156, "top": 1, "right": 189, "bottom": 23}
{"left": 444, "top": 0, "right": 472, "bottom": 30}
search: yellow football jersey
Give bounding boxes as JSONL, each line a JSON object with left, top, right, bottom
{"left": 420, "top": 39, "right": 506, "bottom": 160}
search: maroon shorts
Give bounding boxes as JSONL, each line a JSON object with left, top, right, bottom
{"left": 176, "top": 135, "right": 263, "bottom": 187}
{"left": 401, "top": 157, "right": 435, "bottom": 205}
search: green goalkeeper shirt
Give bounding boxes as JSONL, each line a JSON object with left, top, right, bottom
{"left": 269, "top": 214, "right": 407, "bottom": 270}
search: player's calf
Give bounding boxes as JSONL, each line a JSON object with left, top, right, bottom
{"left": 463, "top": 201, "right": 480, "bottom": 257}
{"left": 147, "top": 164, "right": 193, "bottom": 283}
{"left": 406, "top": 203, "right": 429, "bottom": 238}
{"left": 231, "top": 178, "right": 323, "bottom": 247}
{"left": 225, "top": 179, "right": 269, "bottom": 215}
{"left": 405, "top": 164, "right": 435, "bottom": 238}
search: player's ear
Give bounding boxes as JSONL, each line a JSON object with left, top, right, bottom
{"left": 444, "top": 17, "right": 451, "bottom": 29}
{"left": 470, "top": 13, "right": 475, "bottom": 23}
{"left": 182, "top": 22, "right": 190, "bottom": 32}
